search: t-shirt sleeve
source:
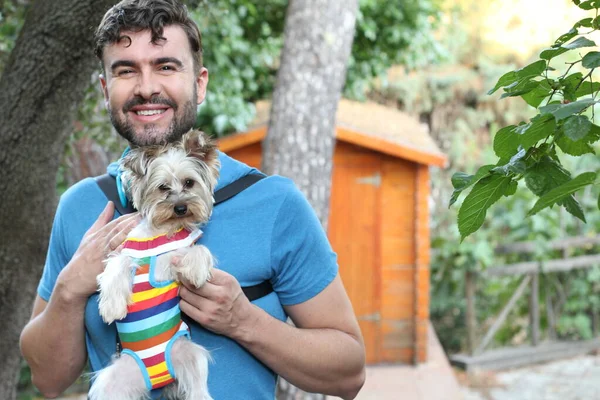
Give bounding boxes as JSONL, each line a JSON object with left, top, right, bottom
{"left": 38, "top": 196, "right": 71, "bottom": 301}
{"left": 270, "top": 185, "right": 338, "bottom": 306}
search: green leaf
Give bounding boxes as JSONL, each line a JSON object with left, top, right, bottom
{"left": 504, "top": 180, "right": 518, "bottom": 197}
{"left": 564, "top": 115, "right": 592, "bottom": 141}
{"left": 539, "top": 103, "right": 562, "bottom": 115}
{"left": 575, "top": 81, "right": 600, "bottom": 98}
{"left": 449, "top": 165, "right": 494, "bottom": 208}
{"left": 556, "top": 27, "right": 579, "bottom": 43}
{"left": 563, "top": 196, "right": 586, "bottom": 222}
{"left": 562, "top": 72, "right": 584, "bottom": 102}
{"left": 488, "top": 60, "right": 546, "bottom": 94}
{"left": 492, "top": 149, "right": 527, "bottom": 176}
{"left": 451, "top": 172, "right": 474, "bottom": 190}
{"left": 563, "top": 36, "right": 597, "bottom": 50}
{"left": 582, "top": 51, "right": 600, "bottom": 69}
{"left": 488, "top": 71, "right": 518, "bottom": 95}
{"left": 556, "top": 134, "right": 595, "bottom": 155}
{"left": 525, "top": 156, "right": 571, "bottom": 196}
{"left": 577, "top": 0, "right": 600, "bottom": 10}
{"left": 588, "top": 123, "right": 600, "bottom": 139}
{"left": 574, "top": 18, "right": 593, "bottom": 28}
{"left": 458, "top": 175, "right": 513, "bottom": 240}
{"left": 540, "top": 47, "right": 569, "bottom": 60}
{"left": 541, "top": 98, "right": 597, "bottom": 121}
{"left": 522, "top": 80, "right": 553, "bottom": 107}
{"left": 527, "top": 172, "right": 597, "bottom": 216}
{"left": 541, "top": 36, "right": 596, "bottom": 59}
{"left": 493, "top": 125, "right": 519, "bottom": 159}
{"left": 500, "top": 79, "right": 540, "bottom": 99}
{"left": 516, "top": 114, "right": 556, "bottom": 150}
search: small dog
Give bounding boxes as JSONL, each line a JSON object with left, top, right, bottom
{"left": 89, "top": 130, "right": 219, "bottom": 400}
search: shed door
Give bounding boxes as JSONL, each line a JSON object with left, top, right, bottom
{"left": 328, "top": 143, "right": 381, "bottom": 364}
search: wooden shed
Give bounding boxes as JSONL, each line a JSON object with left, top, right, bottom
{"left": 217, "top": 99, "right": 446, "bottom": 365}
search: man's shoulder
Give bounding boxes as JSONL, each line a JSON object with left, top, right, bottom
{"left": 59, "top": 176, "right": 106, "bottom": 209}
{"left": 54, "top": 176, "right": 111, "bottom": 232}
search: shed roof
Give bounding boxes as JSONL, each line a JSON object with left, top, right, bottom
{"left": 217, "top": 99, "right": 447, "bottom": 167}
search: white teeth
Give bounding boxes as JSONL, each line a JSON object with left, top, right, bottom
{"left": 136, "top": 109, "right": 166, "bottom": 116}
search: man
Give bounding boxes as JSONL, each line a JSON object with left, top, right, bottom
{"left": 19, "top": 1, "right": 366, "bottom": 399}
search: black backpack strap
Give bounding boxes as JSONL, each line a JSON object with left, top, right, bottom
{"left": 242, "top": 281, "right": 274, "bottom": 302}
{"left": 95, "top": 174, "right": 136, "bottom": 215}
{"left": 95, "top": 172, "right": 273, "bottom": 301}
{"left": 213, "top": 173, "right": 266, "bottom": 205}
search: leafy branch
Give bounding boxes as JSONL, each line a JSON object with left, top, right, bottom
{"left": 451, "top": 0, "right": 600, "bottom": 240}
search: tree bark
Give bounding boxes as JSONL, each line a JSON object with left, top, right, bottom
{"left": 261, "top": 0, "right": 358, "bottom": 231}
{"left": 261, "top": 1, "right": 358, "bottom": 398}
{"left": 0, "top": 0, "right": 117, "bottom": 398}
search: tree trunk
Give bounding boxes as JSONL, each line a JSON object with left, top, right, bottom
{"left": 261, "top": 0, "right": 358, "bottom": 231}
{"left": 0, "top": 0, "right": 117, "bottom": 398}
{"left": 261, "top": 1, "right": 358, "bottom": 398}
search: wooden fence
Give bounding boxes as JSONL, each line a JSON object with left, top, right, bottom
{"left": 451, "top": 235, "right": 600, "bottom": 371}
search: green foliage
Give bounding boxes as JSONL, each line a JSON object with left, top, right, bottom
{"left": 346, "top": 0, "right": 444, "bottom": 99}
{"left": 451, "top": 3, "right": 600, "bottom": 240}
{"left": 0, "top": 0, "right": 27, "bottom": 74}
{"left": 190, "top": 0, "right": 286, "bottom": 136}
{"left": 191, "top": 0, "right": 443, "bottom": 135}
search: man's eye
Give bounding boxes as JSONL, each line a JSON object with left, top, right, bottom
{"left": 117, "top": 69, "right": 134, "bottom": 76}
{"left": 184, "top": 179, "right": 194, "bottom": 189}
{"left": 159, "top": 184, "right": 170, "bottom": 192}
{"left": 160, "top": 65, "right": 175, "bottom": 71}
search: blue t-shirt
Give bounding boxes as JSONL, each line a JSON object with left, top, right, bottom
{"left": 38, "top": 151, "right": 338, "bottom": 399}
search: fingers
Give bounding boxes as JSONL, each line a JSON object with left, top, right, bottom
{"left": 180, "top": 278, "right": 219, "bottom": 298}
{"left": 106, "top": 215, "right": 139, "bottom": 252}
{"left": 203, "top": 268, "right": 228, "bottom": 284}
{"left": 179, "top": 298, "right": 207, "bottom": 326}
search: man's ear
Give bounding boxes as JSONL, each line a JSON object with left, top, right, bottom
{"left": 99, "top": 73, "right": 110, "bottom": 108}
{"left": 195, "top": 67, "right": 209, "bottom": 105}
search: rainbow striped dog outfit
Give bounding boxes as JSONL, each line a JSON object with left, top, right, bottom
{"left": 115, "top": 227, "right": 202, "bottom": 390}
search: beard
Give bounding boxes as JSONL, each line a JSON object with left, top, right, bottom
{"left": 110, "top": 91, "right": 198, "bottom": 146}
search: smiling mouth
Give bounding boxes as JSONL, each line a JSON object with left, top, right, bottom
{"left": 135, "top": 109, "right": 167, "bottom": 116}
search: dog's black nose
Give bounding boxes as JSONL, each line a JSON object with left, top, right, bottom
{"left": 174, "top": 204, "right": 188, "bottom": 216}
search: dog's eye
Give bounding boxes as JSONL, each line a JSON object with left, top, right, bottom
{"left": 184, "top": 179, "right": 195, "bottom": 189}
{"left": 158, "top": 184, "right": 170, "bottom": 192}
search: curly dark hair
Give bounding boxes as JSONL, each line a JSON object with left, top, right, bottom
{"left": 94, "top": 0, "right": 203, "bottom": 72}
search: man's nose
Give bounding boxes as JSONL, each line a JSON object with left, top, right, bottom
{"left": 134, "top": 71, "right": 161, "bottom": 99}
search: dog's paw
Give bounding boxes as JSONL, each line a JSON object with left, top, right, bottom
{"left": 172, "top": 245, "right": 214, "bottom": 288}
{"left": 98, "top": 293, "right": 129, "bottom": 324}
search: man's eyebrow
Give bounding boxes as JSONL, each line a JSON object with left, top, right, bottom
{"left": 110, "top": 60, "right": 137, "bottom": 72}
{"left": 152, "top": 57, "right": 184, "bottom": 68}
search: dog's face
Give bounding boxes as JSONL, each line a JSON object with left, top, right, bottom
{"left": 121, "top": 130, "right": 220, "bottom": 235}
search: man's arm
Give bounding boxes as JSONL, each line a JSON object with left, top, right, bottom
{"left": 20, "top": 203, "right": 138, "bottom": 398}
{"left": 180, "top": 270, "right": 366, "bottom": 399}
{"left": 20, "top": 293, "right": 88, "bottom": 398}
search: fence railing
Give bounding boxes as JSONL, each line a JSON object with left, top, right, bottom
{"left": 455, "top": 235, "right": 600, "bottom": 370}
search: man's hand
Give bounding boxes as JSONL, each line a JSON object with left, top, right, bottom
{"left": 179, "top": 269, "right": 257, "bottom": 339}
{"left": 59, "top": 202, "right": 139, "bottom": 300}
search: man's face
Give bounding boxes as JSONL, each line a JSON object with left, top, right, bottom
{"left": 100, "top": 25, "right": 208, "bottom": 146}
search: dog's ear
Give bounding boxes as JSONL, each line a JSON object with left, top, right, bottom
{"left": 120, "top": 146, "right": 161, "bottom": 178}
{"left": 182, "top": 129, "right": 219, "bottom": 169}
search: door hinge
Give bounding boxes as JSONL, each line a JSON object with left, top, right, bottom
{"left": 356, "top": 173, "right": 381, "bottom": 187}
{"left": 357, "top": 312, "right": 381, "bottom": 322}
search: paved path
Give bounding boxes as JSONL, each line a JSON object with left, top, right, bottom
{"left": 461, "top": 353, "right": 600, "bottom": 400}
{"left": 329, "top": 323, "right": 464, "bottom": 400}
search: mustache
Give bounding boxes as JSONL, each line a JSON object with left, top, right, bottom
{"left": 123, "top": 96, "right": 178, "bottom": 113}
